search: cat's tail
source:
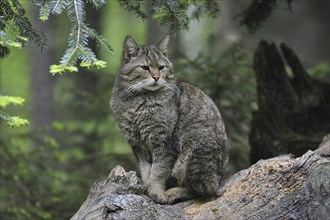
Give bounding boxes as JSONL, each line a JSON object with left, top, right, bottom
{"left": 185, "top": 142, "right": 222, "bottom": 196}
{"left": 186, "top": 154, "right": 219, "bottom": 196}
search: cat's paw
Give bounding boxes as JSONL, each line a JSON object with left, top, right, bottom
{"left": 148, "top": 191, "right": 167, "bottom": 204}
{"left": 148, "top": 188, "right": 174, "bottom": 204}
{"left": 162, "top": 190, "right": 178, "bottom": 204}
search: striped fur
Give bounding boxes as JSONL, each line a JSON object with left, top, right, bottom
{"left": 110, "top": 35, "right": 229, "bottom": 204}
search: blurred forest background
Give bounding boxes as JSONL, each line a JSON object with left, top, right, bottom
{"left": 1, "top": 0, "right": 329, "bottom": 219}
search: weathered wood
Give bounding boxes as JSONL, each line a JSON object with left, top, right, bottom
{"left": 250, "top": 41, "right": 330, "bottom": 164}
{"left": 71, "top": 144, "right": 329, "bottom": 220}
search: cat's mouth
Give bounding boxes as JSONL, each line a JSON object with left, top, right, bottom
{"left": 140, "top": 77, "right": 166, "bottom": 91}
{"left": 144, "top": 80, "right": 163, "bottom": 91}
{"left": 145, "top": 83, "right": 161, "bottom": 91}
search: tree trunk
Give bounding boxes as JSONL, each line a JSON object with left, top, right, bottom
{"left": 249, "top": 40, "right": 330, "bottom": 164}
{"left": 70, "top": 142, "right": 329, "bottom": 220}
{"left": 30, "top": 5, "right": 56, "bottom": 131}
{"left": 69, "top": 4, "right": 102, "bottom": 158}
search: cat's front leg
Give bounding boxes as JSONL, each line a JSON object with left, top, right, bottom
{"left": 132, "top": 145, "right": 152, "bottom": 184}
{"left": 148, "top": 147, "right": 176, "bottom": 204}
{"left": 139, "top": 160, "right": 151, "bottom": 185}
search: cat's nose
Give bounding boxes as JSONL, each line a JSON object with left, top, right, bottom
{"left": 152, "top": 75, "right": 160, "bottom": 81}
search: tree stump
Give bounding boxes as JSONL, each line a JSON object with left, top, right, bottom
{"left": 71, "top": 144, "right": 329, "bottom": 220}
{"left": 250, "top": 40, "right": 330, "bottom": 164}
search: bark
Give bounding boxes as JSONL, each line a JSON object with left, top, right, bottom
{"left": 70, "top": 4, "right": 102, "bottom": 158}
{"left": 30, "top": 5, "right": 56, "bottom": 131}
{"left": 249, "top": 41, "right": 330, "bottom": 164}
{"left": 71, "top": 143, "right": 329, "bottom": 220}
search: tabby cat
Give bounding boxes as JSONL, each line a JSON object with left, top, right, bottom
{"left": 110, "top": 35, "right": 229, "bottom": 204}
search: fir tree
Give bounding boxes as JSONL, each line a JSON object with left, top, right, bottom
{"left": 1, "top": 0, "right": 294, "bottom": 75}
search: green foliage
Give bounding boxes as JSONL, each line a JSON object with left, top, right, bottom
{"left": 49, "top": 64, "right": 78, "bottom": 75}
{"left": 33, "top": 0, "right": 113, "bottom": 74}
{"left": 0, "top": 95, "right": 29, "bottom": 127}
{"left": 1, "top": 129, "right": 78, "bottom": 219}
{"left": 1, "top": 99, "right": 135, "bottom": 219}
{"left": 308, "top": 62, "right": 330, "bottom": 79}
{"left": 1, "top": 0, "right": 298, "bottom": 74}
{"left": 0, "top": 0, "right": 46, "bottom": 59}
{"left": 151, "top": 0, "right": 190, "bottom": 31}
{"left": 189, "top": 0, "right": 220, "bottom": 20}
{"left": 237, "top": 0, "right": 293, "bottom": 33}
{"left": 0, "top": 31, "right": 28, "bottom": 48}
{"left": 50, "top": 60, "right": 107, "bottom": 75}
{"left": 0, "top": 95, "right": 25, "bottom": 107}
{"left": 0, "top": 68, "right": 137, "bottom": 219}
{"left": 118, "top": 0, "right": 221, "bottom": 31}
{"left": 117, "top": 0, "right": 148, "bottom": 20}
{"left": 0, "top": 114, "right": 29, "bottom": 127}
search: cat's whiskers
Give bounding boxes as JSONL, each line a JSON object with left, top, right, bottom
{"left": 121, "top": 78, "right": 178, "bottom": 96}
{"left": 121, "top": 83, "right": 142, "bottom": 96}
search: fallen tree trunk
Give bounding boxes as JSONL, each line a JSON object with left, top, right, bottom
{"left": 71, "top": 142, "right": 329, "bottom": 220}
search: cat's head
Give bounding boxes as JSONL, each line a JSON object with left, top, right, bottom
{"left": 117, "top": 35, "right": 175, "bottom": 93}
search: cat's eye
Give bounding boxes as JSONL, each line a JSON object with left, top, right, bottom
{"left": 140, "top": 66, "right": 150, "bottom": 71}
{"left": 158, "top": 66, "right": 165, "bottom": 70}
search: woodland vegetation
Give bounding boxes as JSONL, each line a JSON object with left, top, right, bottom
{"left": 1, "top": 0, "right": 329, "bottom": 219}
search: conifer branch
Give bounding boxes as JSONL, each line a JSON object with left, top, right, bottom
{"left": 51, "top": 0, "right": 66, "bottom": 14}
{"left": 60, "top": 47, "right": 79, "bottom": 67}
{"left": 0, "top": 0, "right": 46, "bottom": 59}
{"left": 237, "top": 0, "right": 293, "bottom": 33}
{"left": 47, "top": 0, "right": 111, "bottom": 74}
{"left": 2, "top": 0, "right": 293, "bottom": 73}
{"left": 87, "top": 0, "right": 106, "bottom": 9}
{"left": 60, "top": 0, "right": 85, "bottom": 68}
{"left": 0, "top": 95, "right": 29, "bottom": 127}
{"left": 88, "top": 28, "right": 113, "bottom": 55}
{"left": 190, "top": 0, "right": 220, "bottom": 20}
{"left": 117, "top": 0, "right": 148, "bottom": 20}
{"left": 151, "top": 0, "right": 190, "bottom": 31}
{"left": 78, "top": 47, "right": 97, "bottom": 63}
{"left": 39, "top": 0, "right": 50, "bottom": 21}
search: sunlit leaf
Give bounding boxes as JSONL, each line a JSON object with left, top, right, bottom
{"left": 80, "top": 62, "right": 92, "bottom": 68}
{"left": 93, "top": 60, "right": 107, "bottom": 68}
{"left": 17, "top": 36, "right": 29, "bottom": 42}
{"left": 50, "top": 65, "right": 65, "bottom": 75}
{"left": 65, "top": 66, "right": 78, "bottom": 72}
{"left": 8, "top": 42, "right": 23, "bottom": 48}
{"left": 0, "top": 96, "right": 25, "bottom": 108}
{"left": 7, "top": 116, "right": 30, "bottom": 127}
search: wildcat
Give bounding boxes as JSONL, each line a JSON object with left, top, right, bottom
{"left": 110, "top": 35, "right": 229, "bottom": 204}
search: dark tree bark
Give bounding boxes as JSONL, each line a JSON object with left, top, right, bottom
{"left": 70, "top": 143, "right": 329, "bottom": 220}
{"left": 249, "top": 41, "right": 330, "bottom": 164}
{"left": 69, "top": 4, "right": 103, "bottom": 159}
{"left": 73, "top": 3, "right": 101, "bottom": 108}
{"left": 30, "top": 6, "right": 56, "bottom": 131}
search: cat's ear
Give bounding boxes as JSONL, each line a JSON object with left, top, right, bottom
{"left": 157, "top": 35, "right": 170, "bottom": 56}
{"left": 123, "top": 35, "right": 139, "bottom": 61}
